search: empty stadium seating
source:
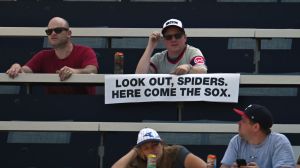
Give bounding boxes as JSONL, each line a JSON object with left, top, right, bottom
{"left": 1, "top": 1, "right": 300, "bottom": 168}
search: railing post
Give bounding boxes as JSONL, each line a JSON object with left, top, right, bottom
{"left": 98, "top": 132, "right": 105, "bottom": 168}
{"left": 177, "top": 102, "right": 184, "bottom": 121}
{"left": 25, "top": 83, "right": 32, "bottom": 94}
{"left": 253, "top": 38, "right": 261, "bottom": 74}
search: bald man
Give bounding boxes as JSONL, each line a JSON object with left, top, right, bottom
{"left": 6, "top": 17, "right": 99, "bottom": 95}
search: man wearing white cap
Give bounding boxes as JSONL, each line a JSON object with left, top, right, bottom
{"left": 135, "top": 18, "right": 207, "bottom": 75}
{"left": 221, "top": 104, "right": 295, "bottom": 168}
{"left": 112, "top": 128, "right": 207, "bottom": 168}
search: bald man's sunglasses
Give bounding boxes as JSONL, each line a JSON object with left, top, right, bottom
{"left": 45, "top": 27, "right": 69, "bottom": 35}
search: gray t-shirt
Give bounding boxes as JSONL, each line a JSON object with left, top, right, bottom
{"left": 150, "top": 44, "right": 207, "bottom": 74}
{"left": 221, "top": 132, "right": 295, "bottom": 168}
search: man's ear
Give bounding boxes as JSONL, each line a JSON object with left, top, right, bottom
{"left": 67, "top": 30, "right": 72, "bottom": 38}
{"left": 253, "top": 123, "right": 260, "bottom": 132}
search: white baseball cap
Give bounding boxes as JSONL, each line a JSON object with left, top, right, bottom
{"left": 162, "top": 18, "right": 185, "bottom": 34}
{"left": 136, "top": 128, "right": 162, "bottom": 146}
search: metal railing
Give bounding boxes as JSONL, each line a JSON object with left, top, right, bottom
{"left": 1, "top": 27, "right": 300, "bottom": 167}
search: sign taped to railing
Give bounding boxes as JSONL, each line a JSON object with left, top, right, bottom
{"left": 105, "top": 73, "right": 240, "bottom": 104}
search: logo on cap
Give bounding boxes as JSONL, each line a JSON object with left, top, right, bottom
{"left": 136, "top": 128, "right": 161, "bottom": 146}
{"left": 144, "top": 132, "right": 154, "bottom": 138}
{"left": 162, "top": 18, "right": 184, "bottom": 34}
{"left": 166, "top": 20, "right": 178, "bottom": 26}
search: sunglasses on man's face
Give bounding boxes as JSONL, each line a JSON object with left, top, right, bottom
{"left": 45, "top": 27, "right": 69, "bottom": 36}
{"left": 163, "top": 33, "right": 184, "bottom": 40}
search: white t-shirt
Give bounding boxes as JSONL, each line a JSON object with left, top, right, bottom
{"left": 150, "top": 44, "right": 207, "bottom": 74}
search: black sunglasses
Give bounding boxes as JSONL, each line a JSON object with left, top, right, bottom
{"left": 45, "top": 27, "right": 69, "bottom": 35}
{"left": 163, "top": 33, "right": 184, "bottom": 40}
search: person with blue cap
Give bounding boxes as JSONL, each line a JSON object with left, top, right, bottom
{"left": 112, "top": 127, "right": 207, "bottom": 168}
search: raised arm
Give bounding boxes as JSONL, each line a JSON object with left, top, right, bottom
{"left": 135, "top": 32, "right": 160, "bottom": 74}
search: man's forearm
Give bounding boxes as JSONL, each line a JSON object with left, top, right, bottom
{"left": 189, "top": 66, "right": 207, "bottom": 74}
{"left": 75, "top": 65, "right": 98, "bottom": 74}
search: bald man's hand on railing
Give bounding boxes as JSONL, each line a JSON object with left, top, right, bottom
{"left": 6, "top": 63, "right": 23, "bottom": 78}
{"left": 6, "top": 63, "right": 33, "bottom": 78}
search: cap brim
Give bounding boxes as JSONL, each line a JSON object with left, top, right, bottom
{"left": 162, "top": 25, "right": 184, "bottom": 34}
{"left": 233, "top": 108, "right": 249, "bottom": 119}
{"left": 136, "top": 139, "right": 161, "bottom": 147}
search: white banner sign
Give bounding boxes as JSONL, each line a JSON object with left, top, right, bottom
{"left": 105, "top": 73, "right": 240, "bottom": 104}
